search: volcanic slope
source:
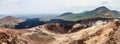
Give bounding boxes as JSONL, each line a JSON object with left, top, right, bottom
{"left": 0, "top": 20, "right": 120, "bottom": 44}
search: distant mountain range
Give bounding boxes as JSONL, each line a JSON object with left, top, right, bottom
{"left": 58, "top": 6, "right": 120, "bottom": 21}
{"left": 0, "top": 6, "right": 120, "bottom": 29}
{"left": 0, "top": 6, "right": 119, "bottom": 21}
{"left": 59, "top": 12, "right": 74, "bottom": 17}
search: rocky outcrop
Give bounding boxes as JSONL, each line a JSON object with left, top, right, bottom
{"left": 0, "top": 27, "right": 55, "bottom": 44}
{"left": 76, "top": 18, "right": 114, "bottom": 26}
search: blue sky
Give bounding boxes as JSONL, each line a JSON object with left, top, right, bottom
{"left": 0, "top": 0, "right": 120, "bottom": 15}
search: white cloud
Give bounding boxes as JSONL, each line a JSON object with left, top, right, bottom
{"left": 0, "top": 0, "right": 119, "bottom": 15}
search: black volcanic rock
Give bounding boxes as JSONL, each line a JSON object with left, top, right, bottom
{"left": 15, "top": 18, "right": 45, "bottom": 29}
{"left": 47, "top": 19, "right": 74, "bottom": 25}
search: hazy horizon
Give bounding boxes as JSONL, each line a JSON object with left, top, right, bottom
{"left": 0, "top": 0, "right": 120, "bottom": 15}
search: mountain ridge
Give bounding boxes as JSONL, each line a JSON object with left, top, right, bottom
{"left": 58, "top": 6, "right": 120, "bottom": 21}
{"left": 0, "top": 16, "right": 25, "bottom": 28}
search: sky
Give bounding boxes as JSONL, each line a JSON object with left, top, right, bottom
{"left": 0, "top": 0, "right": 120, "bottom": 15}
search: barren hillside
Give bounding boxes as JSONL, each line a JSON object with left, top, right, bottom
{"left": 0, "top": 19, "right": 120, "bottom": 44}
